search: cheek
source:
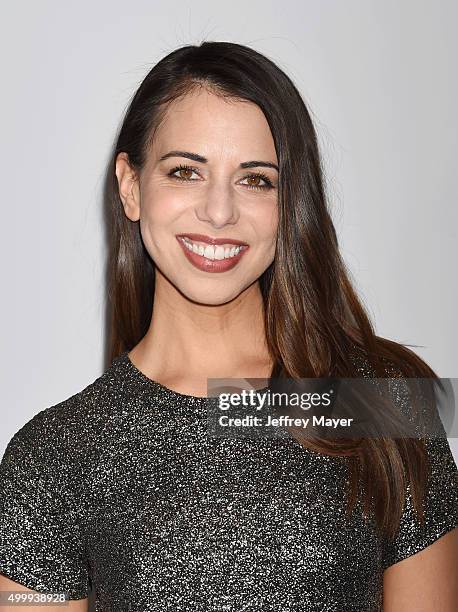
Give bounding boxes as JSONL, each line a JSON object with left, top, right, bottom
{"left": 253, "top": 202, "right": 278, "bottom": 245}
{"left": 141, "top": 188, "right": 188, "bottom": 223}
{"left": 138, "top": 191, "right": 187, "bottom": 247}
{"left": 262, "top": 205, "right": 278, "bottom": 262}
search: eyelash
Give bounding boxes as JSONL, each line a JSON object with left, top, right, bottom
{"left": 167, "top": 164, "right": 275, "bottom": 191}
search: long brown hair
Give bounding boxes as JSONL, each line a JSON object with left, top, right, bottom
{"left": 105, "top": 41, "right": 438, "bottom": 542}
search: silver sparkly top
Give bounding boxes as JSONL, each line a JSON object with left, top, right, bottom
{"left": 1, "top": 350, "right": 457, "bottom": 611}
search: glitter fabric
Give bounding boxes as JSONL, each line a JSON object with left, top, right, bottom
{"left": 1, "top": 350, "right": 457, "bottom": 611}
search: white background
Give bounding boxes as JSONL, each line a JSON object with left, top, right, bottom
{"left": 1, "top": 0, "right": 456, "bottom": 460}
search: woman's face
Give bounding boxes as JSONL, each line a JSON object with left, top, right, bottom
{"left": 116, "top": 87, "right": 279, "bottom": 305}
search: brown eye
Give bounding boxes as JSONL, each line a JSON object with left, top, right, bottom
{"left": 168, "top": 164, "right": 200, "bottom": 181}
{"left": 168, "top": 164, "right": 275, "bottom": 191}
{"left": 177, "top": 167, "right": 193, "bottom": 180}
{"left": 247, "top": 176, "right": 261, "bottom": 187}
{"left": 240, "top": 172, "right": 275, "bottom": 191}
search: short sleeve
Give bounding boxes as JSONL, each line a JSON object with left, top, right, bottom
{"left": 0, "top": 411, "right": 89, "bottom": 599}
{"left": 381, "top": 433, "right": 458, "bottom": 569}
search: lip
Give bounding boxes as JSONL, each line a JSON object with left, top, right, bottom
{"left": 175, "top": 235, "right": 249, "bottom": 273}
{"left": 175, "top": 233, "right": 248, "bottom": 246}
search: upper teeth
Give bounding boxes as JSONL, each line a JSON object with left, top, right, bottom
{"left": 180, "top": 237, "right": 244, "bottom": 260}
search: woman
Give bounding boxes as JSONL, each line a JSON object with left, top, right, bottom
{"left": 0, "top": 41, "right": 457, "bottom": 611}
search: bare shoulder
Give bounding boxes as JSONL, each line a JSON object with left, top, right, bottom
{"left": 383, "top": 526, "right": 458, "bottom": 611}
{"left": 0, "top": 573, "right": 88, "bottom": 611}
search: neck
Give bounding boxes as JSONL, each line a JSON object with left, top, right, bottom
{"left": 128, "top": 271, "right": 273, "bottom": 393}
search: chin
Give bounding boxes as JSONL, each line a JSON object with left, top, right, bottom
{"left": 181, "top": 286, "right": 244, "bottom": 306}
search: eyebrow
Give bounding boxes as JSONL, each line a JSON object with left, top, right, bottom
{"left": 158, "top": 150, "right": 279, "bottom": 172}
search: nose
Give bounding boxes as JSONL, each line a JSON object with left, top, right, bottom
{"left": 194, "top": 181, "right": 240, "bottom": 229}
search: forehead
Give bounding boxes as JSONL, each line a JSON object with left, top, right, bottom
{"left": 150, "top": 88, "right": 277, "bottom": 163}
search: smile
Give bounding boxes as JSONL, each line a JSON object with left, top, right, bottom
{"left": 179, "top": 236, "right": 245, "bottom": 260}
{"left": 175, "top": 234, "right": 249, "bottom": 273}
